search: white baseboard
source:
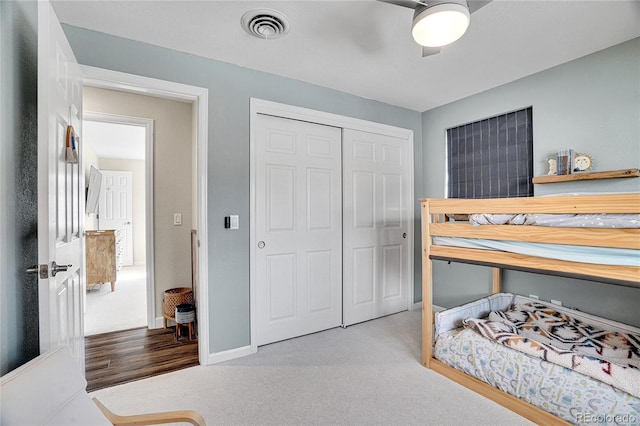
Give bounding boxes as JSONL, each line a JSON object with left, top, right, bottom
{"left": 207, "top": 345, "right": 256, "bottom": 365}
{"left": 153, "top": 317, "right": 255, "bottom": 364}
{"left": 411, "top": 301, "right": 445, "bottom": 312}
{"left": 151, "top": 316, "right": 165, "bottom": 329}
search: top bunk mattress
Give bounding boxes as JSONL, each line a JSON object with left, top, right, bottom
{"left": 422, "top": 193, "right": 640, "bottom": 283}
{"left": 469, "top": 213, "right": 640, "bottom": 228}
{"left": 432, "top": 236, "right": 640, "bottom": 267}
{"left": 468, "top": 213, "right": 640, "bottom": 228}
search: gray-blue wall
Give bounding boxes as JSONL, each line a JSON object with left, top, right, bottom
{"left": 0, "top": 0, "right": 41, "bottom": 375}
{"left": 422, "top": 38, "right": 640, "bottom": 327}
{"left": 61, "top": 25, "right": 424, "bottom": 354}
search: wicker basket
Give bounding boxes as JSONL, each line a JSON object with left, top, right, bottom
{"left": 163, "top": 288, "right": 193, "bottom": 319}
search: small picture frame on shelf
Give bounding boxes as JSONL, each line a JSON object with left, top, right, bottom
{"left": 573, "top": 153, "right": 593, "bottom": 173}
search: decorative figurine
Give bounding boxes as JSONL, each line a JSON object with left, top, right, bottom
{"left": 573, "top": 153, "right": 593, "bottom": 172}
{"left": 547, "top": 158, "right": 557, "bottom": 175}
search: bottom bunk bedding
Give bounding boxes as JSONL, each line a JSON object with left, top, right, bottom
{"left": 434, "top": 328, "right": 640, "bottom": 424}
{"left": 463, "top": 302, "right": 640, "bottom": 397}
{"left": 433, "top": 294, "right": 640, "bottom": 425}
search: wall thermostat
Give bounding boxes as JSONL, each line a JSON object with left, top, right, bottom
{"left": 225, "top": 215, "right": 239, "bottom": 230}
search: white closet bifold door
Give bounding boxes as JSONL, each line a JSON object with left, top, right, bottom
{"left": 342, "top": 129, "right": 410, "bottom": 326}
{"left": 255, "top": 114, "right": 342, "bottom": 346}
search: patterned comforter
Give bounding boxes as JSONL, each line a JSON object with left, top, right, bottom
{"left": 463, "top": 302, "right": 640, "bottom": 398}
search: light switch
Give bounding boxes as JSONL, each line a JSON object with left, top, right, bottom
{"left": 230, "top": 215, "right": 239, "bottom": 230}
{"left": 173, "top": 213, "right": 182, "bottom": 226}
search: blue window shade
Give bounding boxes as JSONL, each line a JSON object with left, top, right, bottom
{"left": 447, "top": 107, "right": 533, "bottom": 199}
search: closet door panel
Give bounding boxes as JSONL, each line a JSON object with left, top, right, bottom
{"left": 266, "top": 165, "right": 296, "bottom": 231}
{"left": 307, "top": 168, "right": 333, "bottom": 230}
{"left": 352, "top": 246, "right": 376, "bottom": 305}
{"left": 343, "top": 129, "right": 410, "bottom": 326}
{"left": 307, "top": 250, "right": 333, "bottom": 312}
{"left": 256, "top": 114, "right": 342, "bottom": 346}
{"left": 382, "top": 173, "right": 402, "bottom": 229}
{"left": 266, "top": 253, "right": 297, "bottom": 321}
{"left": 353, "top": 171, "right": 376, "bottom": 229}
{"left": 382, "top": 244, "right": 402, "bottom": 300}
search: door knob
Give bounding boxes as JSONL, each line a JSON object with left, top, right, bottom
{"left": 402, "top": 233, "right": 407, "bottom": 238}
{"left": 258, "top": 241, "right": 265, "bottom": 249}
{"left": 51, "top": 261, "right": 72, "bottom": 277}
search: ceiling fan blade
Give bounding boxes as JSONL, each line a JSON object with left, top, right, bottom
{"left": 422, "top": 46, "right": 441, "bottom": 57}
{"left": 376, "top": 0, "right": 422, "bottom": 10}
{"left": 467, "top": 0, "right": 492, "bottom": 14}
{"left": 379, "top": 0, "right": 491, "bottom": 13}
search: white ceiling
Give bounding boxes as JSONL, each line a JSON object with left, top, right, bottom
{"left": 83, "top": 120, "right": 146, "bottom": 160}
{"left": 52, "top": 0, "right": 640, "bottom": 112}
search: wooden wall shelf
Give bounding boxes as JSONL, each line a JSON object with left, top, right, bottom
{"left": 532, "top": 168, "right": 640, "bottom": 184}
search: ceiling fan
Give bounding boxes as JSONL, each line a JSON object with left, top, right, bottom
{"left": 379, "top": 0, "right": 492, "bottom": 57}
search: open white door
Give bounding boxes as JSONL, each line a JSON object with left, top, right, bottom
{"left": 37, "top": 1, "right": 85, "bottom": 368}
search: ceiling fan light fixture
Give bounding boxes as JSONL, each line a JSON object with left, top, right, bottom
{"left": 411, "top": 3, "right": 470, "bottom": 48}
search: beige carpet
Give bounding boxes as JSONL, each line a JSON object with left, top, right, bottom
{"left": 90, "top": 310, "right": 533, "bottom": 425}
{"left": 84, "top": 265, "right": 147, "bottom": 336}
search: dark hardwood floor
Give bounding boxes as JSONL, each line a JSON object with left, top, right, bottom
{"left": 85, "top": 326, "right": 199, "bottom": 392}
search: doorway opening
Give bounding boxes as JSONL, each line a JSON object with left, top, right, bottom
{"left": 81, "top": 85, "right": 200, "bottom": 389}
{"left": 83, "top": 114, "right": 151, "bottom": 336}
{"left": 79, "top": 66, "right": 210, "bottom": 388}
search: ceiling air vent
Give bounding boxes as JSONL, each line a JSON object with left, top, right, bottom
{"left": 241, "top": 9, "right": 291, "bottom": 40}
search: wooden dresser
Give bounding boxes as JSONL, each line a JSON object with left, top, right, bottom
{"left": 86, "top": 230, "right": 117, "bottom": 291}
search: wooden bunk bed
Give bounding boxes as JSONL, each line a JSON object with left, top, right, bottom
{"left": 420, "top": 193, "right": 640, "bottom": 425}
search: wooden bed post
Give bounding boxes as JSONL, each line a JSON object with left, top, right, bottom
{"left": 421, "top": 200, "right": 433, "bottom": 368}
{"left": 492, "top": 268, "right": 502, "bottom": 294}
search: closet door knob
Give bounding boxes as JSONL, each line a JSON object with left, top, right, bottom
{"left": 402, "top": 233, "right": 407, "bottom": 238}
{"left": 258, "top": 241, "right": 266, "bottom": 249}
